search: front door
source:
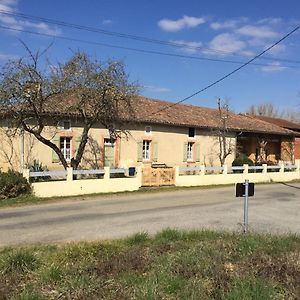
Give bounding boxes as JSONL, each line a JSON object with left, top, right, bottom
{"left": 104, "top": 138, "right": 115, "bottom": 167}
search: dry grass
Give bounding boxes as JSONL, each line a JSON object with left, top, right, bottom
{"left": 0, "top": 229, "right": 299, "bottom": 299}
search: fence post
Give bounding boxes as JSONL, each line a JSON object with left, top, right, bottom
{"left": 262, "top": 164, "right": 267, "bottom": 174}
{"left": 136, "top": 167, "right": 142, "bottom": 187}
{"left": 67, "top": 167, "right": 73, "bottom": 182}
{"left": 200, "top": 165, "right": 205, "bottom": 176}
{"left": 22, "top": 169, "right": 30, "bottom": 181}
{"left": 174, "top": 166, "right": 179, "bottom": 185}
{"left": 243, "top": 164, "right": 248, "bottom": 174}
{"left": 223, "top": 165, "right": 228, "bottom": 174}
{"left": 104, "top": 167, "right": 110, "bottom": 180}
{"left": 279, "top": 162, "right": 284, "bottom": 173}
{"left": 295, "top": 159, "right": 300, "bottom": 172}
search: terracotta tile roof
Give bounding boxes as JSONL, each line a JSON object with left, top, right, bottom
{"left": 250, "top": 115, "right": 300, "bottom": 131}
{"left": 2, "top": 94, "right": 298, "bottom": 136}
{"left": 132, "top": 97, "right": 298, "bottom": 136}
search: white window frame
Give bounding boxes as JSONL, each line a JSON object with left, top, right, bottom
{"left": 60, "top": 137, "right": 72, "bottom": 161}
{"left": 187, "top": 142, "right": 193, "bottom": 161}
{"left": 143, "top": 140, "right": 151, "bottom": 160}
{"left": 145, "top": 126, "right": 152, "bottom": 135}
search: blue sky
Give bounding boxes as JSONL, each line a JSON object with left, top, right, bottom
{"left": 0, "top": 0, "right": 300, "bottom": 113}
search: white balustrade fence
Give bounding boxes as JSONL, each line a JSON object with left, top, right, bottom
{"left": 22, "top": 160, "right": 300, "bottom": 197}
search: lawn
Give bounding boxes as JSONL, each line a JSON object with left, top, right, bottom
{"left": 0, "top": 229, "right": 299, "bottom": 299}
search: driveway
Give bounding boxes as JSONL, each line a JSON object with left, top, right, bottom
{"left": 0, "top": 183, "right": 299, "bottom": 246}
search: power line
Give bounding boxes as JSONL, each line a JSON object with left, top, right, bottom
{"left": 1, "top": 25, "right": 299, "bottom": 70}
{"left": 0, "top": 9, "right": 299, "bottom": 65}
{"left": 149, "top": 24, "right": 300, "bottom": 117}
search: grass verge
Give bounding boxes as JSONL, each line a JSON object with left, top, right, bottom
{"left": 0, "top": 229, "right": 299, "bottom": 299}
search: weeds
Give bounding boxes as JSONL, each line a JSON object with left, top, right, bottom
{"left": 126, "top": 232, "right": 149, "bottom": 246}
{"left": 0, "top": 230, "right": 298, "bottom": 299}
{"left": 1, "top": 249, "right": 38, "bottom": 274}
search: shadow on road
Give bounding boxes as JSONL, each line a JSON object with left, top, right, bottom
{"left": 280, "top": 182, "right": 300, "bottom": 190}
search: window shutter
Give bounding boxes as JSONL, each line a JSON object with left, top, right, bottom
{"left": 137, "top": 141, "right": 143, "bottom": 162}
{"left": 52, "top": 136, "right": 60, "bottom": 163}
{"left": 183, "top": 142, "right": 188, "bottom": 162}
{"left": 195, "top": 144, "right": 200, "bottom": 162}
{"left": 74, "top": 136, "right": 81, "bottom": 158}
{"left": 152, "top": 141, "right": 158, "bottom": 162}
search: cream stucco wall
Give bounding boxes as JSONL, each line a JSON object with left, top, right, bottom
{"left": 119, "top": 123, "right": 236, "bottom": 168}
{"left": 0, "top": 118, "right": 236, "bottom": 171}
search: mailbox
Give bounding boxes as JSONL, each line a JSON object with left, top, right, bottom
{"left": 235, "top": 182, "right": 254, "bottom": 197}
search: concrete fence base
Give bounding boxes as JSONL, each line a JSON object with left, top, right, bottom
{"left": 175, "top": 160, "right": 300, "bottom": 187}
{"left": 24, "top": 160, "right": 300, "bottom": 198}
{"left": 29, "top": 167, "right": 142, "bottom": 198}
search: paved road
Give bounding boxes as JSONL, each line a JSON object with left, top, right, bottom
{"left": 0, "top": 183, "right": 299, "bottom": 246}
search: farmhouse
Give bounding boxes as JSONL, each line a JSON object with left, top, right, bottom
{"left": 0, "top": 97, "right": 297, "bottom": 172}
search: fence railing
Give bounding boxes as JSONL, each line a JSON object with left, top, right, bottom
{"left": 178, "top": 162, "right": 298, "bottom": 176}
{"left": 23, "top": 167, "right": 131, "bottom": 182}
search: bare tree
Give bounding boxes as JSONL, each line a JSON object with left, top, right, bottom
{"left": 81, "top": 135, "right": 103, "bottom": 169}
{"left": 216, "top": 98, "right": 235, "bottom": 166}
{"left": 0, "top": 128, "right": 17, "bottom": 170}
{"left": 281, "top": 139, "right": 294, "bottom": 163}
{"left": 256, "top": 138, "right": 268, "bottom": 163}
{"left": 247, "top": 103, "right": 300, "bottom": 122}
{"left": 247, "top": 103, "right": 278, "bottom": 117}
{"left": 0, "top": 47, "right": 138, "bottom": 170}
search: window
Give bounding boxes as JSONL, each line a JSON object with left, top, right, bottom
{"left": 187, "top": 142, "right": 193, "bottom": 161}
{"left": 145, "top": 126, "right": 152, "bottom": 135}
{"left": 60, "top": 137, "right": 71, "bottom": 161}
{"left": 104, "top": 138, "right": 115, "bottom": 146}
{"left": 143, "top": 140, "right": 151, "bottom": 160}
{"left": 188, "top": 127, "right": 195, "bottom": 138}
{"left": 63, "top": 120, "right": 71, "bottom": 130}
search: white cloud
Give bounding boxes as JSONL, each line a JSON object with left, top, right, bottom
{"left": 210, "top": 17, "right": 249, "bottom": 31}
{"left": 236, "top": 25, "right": 279, "bottom": 39}
{"left": 257, "top": 18, "right": 282, "bottom": 25}
{"left": 261, "top": 61, "right": 287, "bottom": 73}
{"left": 210, "top": 20, "right": 238, "bottom": 30}
{"left": 171, "top": 40, "right": 202, "bottom": 54}
{"left": 144, "top": 85, "right": 171, "bottom": 93}
{"left": 206, "top": 33, "right": 246, "bottom": 55}
{"left": 0, "top": 0, "right": 17, "bottom": 12}
{"left": 264, "top": 43, "right": 286, "bottom": 55}
{"left": 158, "top": 15, "right": 205, "bottom": 32}
{"left": 0, "top": 0, "right": 61, "bottom": 35}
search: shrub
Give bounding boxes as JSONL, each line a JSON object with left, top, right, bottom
{"left": 0, "top": 170, "right": 31, "bottom": 199}
{"left": 232, "top": 155, "right": 254, "bottom": 173}
{"left": 27, "top": 160, "right": 50, "bottom": 182}
{"left": 232, "top": 154, "right": 254, "bottom": 167}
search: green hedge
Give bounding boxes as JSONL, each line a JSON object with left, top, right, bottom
{"left": 0, "top": 170, "right": 31, "bottom": 199}
{"left": 232, "top": 155, "right": 254, "bottom": 167}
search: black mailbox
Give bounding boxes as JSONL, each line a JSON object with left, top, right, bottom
{"left": 235, "top": 182, "right": 254, "bottom": 197}
{"left": 128, "top": 167, "right": 136, "bottom": 176}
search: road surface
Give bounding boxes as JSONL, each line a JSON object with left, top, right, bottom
{"left": 0, "top": 183, "right": 299, "bottom": 246}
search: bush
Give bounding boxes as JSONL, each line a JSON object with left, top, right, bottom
{"left": 27, "top": 160, "right": 50, "bottom": 182}
{"left": 232, "top": 154, "right": 254, "bottom": 167}
{"left": 0, "top": 170, "right": 31, "bottom": 199}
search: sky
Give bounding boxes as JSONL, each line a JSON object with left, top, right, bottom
{"left": 0, "top": 0, "right": 300, "bottom": 113}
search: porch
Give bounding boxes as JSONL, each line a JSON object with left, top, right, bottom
{"left": 236, "top": 133, "right": 294, "bottom": 164}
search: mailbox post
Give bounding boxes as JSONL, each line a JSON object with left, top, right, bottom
{"left": 235, "top": 180, "right": 254, "bottom": 234}
{"left": 244, "top": 179, "right": 249, "bottom": 233}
